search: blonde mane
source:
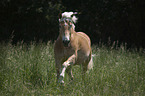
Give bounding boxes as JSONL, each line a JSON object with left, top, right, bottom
{"left": 60, "top": 12, "right": 78, "bottom": 30}
{"left": 62, "top": 12, "right": 78, "bottom": 23}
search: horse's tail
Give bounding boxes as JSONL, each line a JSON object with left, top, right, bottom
{"left": 88, "top": 54, "right": 96, "bottom": 71}
{"left": 87, "top": 55, "right": 94, "bottom": 71}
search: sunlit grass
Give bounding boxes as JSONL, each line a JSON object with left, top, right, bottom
{"left": 0, "top": 42, "right": 144, "bottom": 96}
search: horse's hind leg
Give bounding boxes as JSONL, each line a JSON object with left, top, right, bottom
{"left": 81, "top": 57, "right": 93, "bottom": 81}
{"left": 81, "top": 63, "right": 88, "bottom": 79}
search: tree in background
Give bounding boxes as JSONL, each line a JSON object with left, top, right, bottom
{"left": 0, "top": 0, "right": 63, "bottom": 42}
{"left": 0, "top": 0, "right": 145, "bottom": 48}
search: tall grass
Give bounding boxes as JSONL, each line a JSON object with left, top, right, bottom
{"left": 0, "top": 42, "right": 144, "bottom": 96}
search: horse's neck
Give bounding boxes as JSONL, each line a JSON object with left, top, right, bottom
{"left": 71, "top": 30, "right": 78, "bottom": 41}
{"left": 72, "top": 24, "right": 75, "bottom": 30}
{"left": 71, "top": 27, "right": 76, "bottom": 33}
{"left": 71, "top": 29, "right": 77, "bottom": 36}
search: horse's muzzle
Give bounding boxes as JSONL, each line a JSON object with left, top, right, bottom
{"left": 63, "top": 40, "right": 70, "bottom": 47}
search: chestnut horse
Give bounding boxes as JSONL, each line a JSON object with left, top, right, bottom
{"left": 54, "top": 12, "right": 93, "bottom": 84}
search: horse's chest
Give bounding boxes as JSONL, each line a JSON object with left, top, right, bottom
{"left": 63, "top": 47, "right": 74, "bottom": 57}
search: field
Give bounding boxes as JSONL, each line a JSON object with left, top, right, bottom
{"left": 0, "top": 42, "right": 145, "bottom": 96}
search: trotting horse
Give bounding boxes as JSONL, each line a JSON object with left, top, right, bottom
{"left": 54, "top": 12, "right": 93, "bottom": 84}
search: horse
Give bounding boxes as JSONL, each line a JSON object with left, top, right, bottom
{"left": 54, "top": 12, "right": 93, "bottom": 84}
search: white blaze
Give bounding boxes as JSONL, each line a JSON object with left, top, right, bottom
{"left": 62, "top": 34, "right": 70, "bottom": 41}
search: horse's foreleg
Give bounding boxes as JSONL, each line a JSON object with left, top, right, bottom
{"left": 56, "top": 68, "right": 60, "bottom": 81}
{"left": 66, "top": 66, "right": 74, "bottom": 81}
{"left": 55, "top": 59, "right": 61, "bottom": 83}
{"left": 58, "top": 54, "right": 76, "bottom": 83}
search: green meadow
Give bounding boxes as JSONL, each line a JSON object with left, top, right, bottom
{"left": 0, "top": 42, "right": 144, "bottom": 96}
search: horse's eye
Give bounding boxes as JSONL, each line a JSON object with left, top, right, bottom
{"left": 69, "top": 25, "right": 72, "bottom": 29}
{"left": 70, "top": 25, "right": 72, "bottom": 28}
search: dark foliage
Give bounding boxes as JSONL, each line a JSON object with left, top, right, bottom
{"left": 0, "top": 0, "right": 63, "bottom": 43}
{"left": 0, "top": 0, "right": 145, "bottom": 48}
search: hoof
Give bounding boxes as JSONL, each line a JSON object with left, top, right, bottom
{"left": 59, "top": 80, "right": 64, "bottom": 84}
{"left": 58, "top": 76, "right": 64, "bottom": 84}
{"left": 71, "top": 77, "right": 74, "bottom": 81}
{"left": 57, "top": 81, "right": 65, "bottom": 87}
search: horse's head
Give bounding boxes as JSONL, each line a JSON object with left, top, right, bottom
{"left": 59, "top": 18, "right": 73, "bottom": 47}
{"left": 59, "top": 12, "right": 78, "bottom": 47}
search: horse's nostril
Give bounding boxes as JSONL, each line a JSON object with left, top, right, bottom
{"left": 63, "top": 40, "right": 70, "bottom": 44}
{"left": 63, "top": 40, "right": 70, "bottom": 47}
